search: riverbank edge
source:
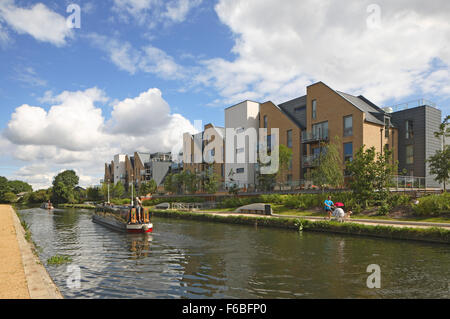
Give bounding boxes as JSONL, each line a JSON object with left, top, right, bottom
{"left": 57, "top": 204, "right": 96, "bottom": 209}
{"left": 149, "top": 209, "right": 450, "bottom": 244}
{"left": 11, "top": 206, "right": 63, "bottom": 299}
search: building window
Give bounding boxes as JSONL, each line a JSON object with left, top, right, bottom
{"left": 288, "top": 159, "right": 293, "bottom": 170}
{"left": 384, "top": 117, "right": 390, "bottom": 138}
{"left": 312, "top": 121, "right": 328, "bottom": 139}
{"left": 406, "top": 145, "right": 414, "bottom": 164}
{"left": 287, "top": 130, "right": 293, "bottom": 148}
{"left": 236, "top": 168, "right": 245, "bottom": 174}
{"left": 406, "top": 120, "right": 414, "bottom": 139}
{"left": 344, "top": 142, "right": 353, "bottom": 163}
{"left": 343, "top": 115, "right": 353, "bottom": 137}
{"left": 312, "top": 100, "right": 317, "bottom": 120}
{"left": 221, "top": 165, "right": 224, "bottom": 177}
{"left": 263, "top": 115, "right": 268, "bottom": 128}
{"left": 267, "top": 135, "right": 272, "bottom": 152}
{"left": 294, "top": 107, "right": 303, "bottom": 113}
{"left": 236, "top": 147, "right": 244, "bottom": 154}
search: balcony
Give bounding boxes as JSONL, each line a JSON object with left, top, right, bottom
{"left": 301, "top": 130, "right": 329, "bottom": 144}
{"left": 302, "top": 154, "right": 320, "bottom": 168}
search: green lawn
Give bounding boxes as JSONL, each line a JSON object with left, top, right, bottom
{"left": 275, "top": 210, "right": 450, "bottom": 224}
{"left": 147, "top": 204, "right": 450, "bottom": 224}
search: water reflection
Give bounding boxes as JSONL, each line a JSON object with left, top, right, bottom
{"left": 128, "top": 235, "right": 152, "bottom": 260}
{"left": 18, "top": 208, "right": 450, "bottom": 299}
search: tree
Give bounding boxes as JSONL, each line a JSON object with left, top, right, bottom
{"left": 258, "top": 173, "right": 276, "bottom": 191}
{"left": 164, "top": 173, "right": 177, "bottom": 194}
{"left": 7, "top": 180, "right": 32, "bottom": 194}
{"left": 113, "top": 181, "right": 125, "bottom": 198}
{"left": 30, "top": 189, "right": 50, "bottom": 203}
{"left": 277, "top": 144, "right": 293, "bottom": 188}
{"left": 139, "top": 180, "right": 157, "bottom": 196}
{"left": 346, "top": 145, "right": 397, "bottom": 207}
{"left": 428, "top": 116, "right": 450, "bottom": 191}
{"left": 311, "top": 138, "right": 344, "bottom": 190}
{"left": 0, "top": 176, "right": 11, "bottom": 200}
{"left": 52, "top": 181, "right": 75, "bottom": 204}
{"left": 203, "top": 169, "right": 220, "bottom": 194}
{"left": 184, "top": 171, "right": 199, "bottom": 194}
{"left": 434, "top": 115, "right": 450, "bottom": 147}
{"left": 51, "top": 170, "right": 79, "bottom": 204}
{"left": 86, "top": 187, "right": 102, "bottom": 201}
{"left": 428, "top": 147, "right": 450, "bottom": 192}
{"left": 3, "top": 192, "right": 17, "bottom": 203}
{"left": 53, "top": 170, "right": 79, "bottom": 189}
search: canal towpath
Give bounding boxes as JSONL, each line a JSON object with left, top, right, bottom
{"left": 0, "top": 205, "right": 62, "bottom": 299}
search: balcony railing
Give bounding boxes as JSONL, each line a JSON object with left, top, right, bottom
{"left": 302, "top": 154, "right": 320, "bottom": 167}
{"left": 301, "top": 130, "right": 329, "bottom": 143}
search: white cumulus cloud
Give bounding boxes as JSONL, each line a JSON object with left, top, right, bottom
{"left": 2, "top": 87, "right": 196, "bottom": 189}
{"left": 196, "top": 0, "right": 450, "bottom": 106}
{"left": 0, "top": 0, "right": 73, "bottom": 46}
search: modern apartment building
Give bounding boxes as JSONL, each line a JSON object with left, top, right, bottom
{"left": 104, "top": 151, "right": 173, "bottom": 192}
{"left": 302, "top": 82, "right": 398, "bottom": 178}
{"left": 389, "top": 101, "right": 443, "bottom": 188}
{"left": 224, "top": 101, "right": 260, "bottom": 188}
{"left": 183, "top": 123, "right": 226, "bottom": 183}
{"left": 259, "top": 101, "right": 305, "bottom": 183}
{"left": 181, "top": 81, "right": 444, "bottom": 190}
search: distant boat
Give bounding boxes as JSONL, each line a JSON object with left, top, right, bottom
{"left": 93, "top": 205, "right": 153, "bottom": 234}
{"left": 41, "top": 202, "right": 54, "bottom": 210}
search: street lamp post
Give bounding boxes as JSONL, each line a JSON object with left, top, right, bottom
{"left": 107, "top": 179, "right": 110, "bottom": 204}
{"left": 131, "top": 174, "right": 134, "bottom": 207}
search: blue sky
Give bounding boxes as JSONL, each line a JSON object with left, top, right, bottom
{"left": 0, "top": 0, "right": 449, "bottom": 189}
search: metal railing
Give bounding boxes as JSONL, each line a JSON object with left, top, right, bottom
{"left": 302, "top": 154, "right": 320, "bottom": 167}
{"left": 383, "top": 99, "right": 438, "bottom": 113}
{"left": 301, "top": 130, "right": 329, "bottom": 143}
{"left": 390, "top": 175, "right": 426, "bottom": 190}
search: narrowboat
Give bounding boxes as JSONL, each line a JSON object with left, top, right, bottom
{"left": 93, "top": 205, "right": 153, "bottom": 234}
{"left": 41, "top": 202, "right": 54, "bottom": 210}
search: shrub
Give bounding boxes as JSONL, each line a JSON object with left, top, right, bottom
{"left": 378, "top": 202, "right": 391, "bottom": 216}
{"left": 388, "top": 194, "right": 411, "bottom": 207}
{"left": 110, "top": 198, "right": 131, "bottom": 205}
{"left": 413, "top": 193, "right": 450, "bottom": 216}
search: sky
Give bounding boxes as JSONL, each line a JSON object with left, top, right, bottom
{"left": 0, "top": 0, "right": 449, "bottom": 190}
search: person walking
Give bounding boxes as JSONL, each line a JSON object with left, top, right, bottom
{"left": 324, "top": 196, "right": 334, "bottom": 220}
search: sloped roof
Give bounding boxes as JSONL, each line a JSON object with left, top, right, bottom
{"left": 278, "top": 95, "right": 307, "bottom": 129}
{"left": 336, "top": 91, "right": 386, "bottom": 126}
{"left": 278, "top": 95, "right": 307, "bottom": 110}
{"left": 137, "top": 152, "right": 151, "bottom": 164}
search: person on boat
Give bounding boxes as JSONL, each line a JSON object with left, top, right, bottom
{"left": 135, "top": 197, "right": 143, "bottom": 224}
{"left": 324, "top": 196, "right": 334, "bottom": 219}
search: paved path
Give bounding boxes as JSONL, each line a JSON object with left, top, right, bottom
{"left": 0, "top": 205, "right": 30, "bottom": 298}
{"left": 0, "top": 205, "right": 62, "bottom": 299}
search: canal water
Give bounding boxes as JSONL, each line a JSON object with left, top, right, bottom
{"left": 18, "top": 208, "right": 449, "bottom": 299}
